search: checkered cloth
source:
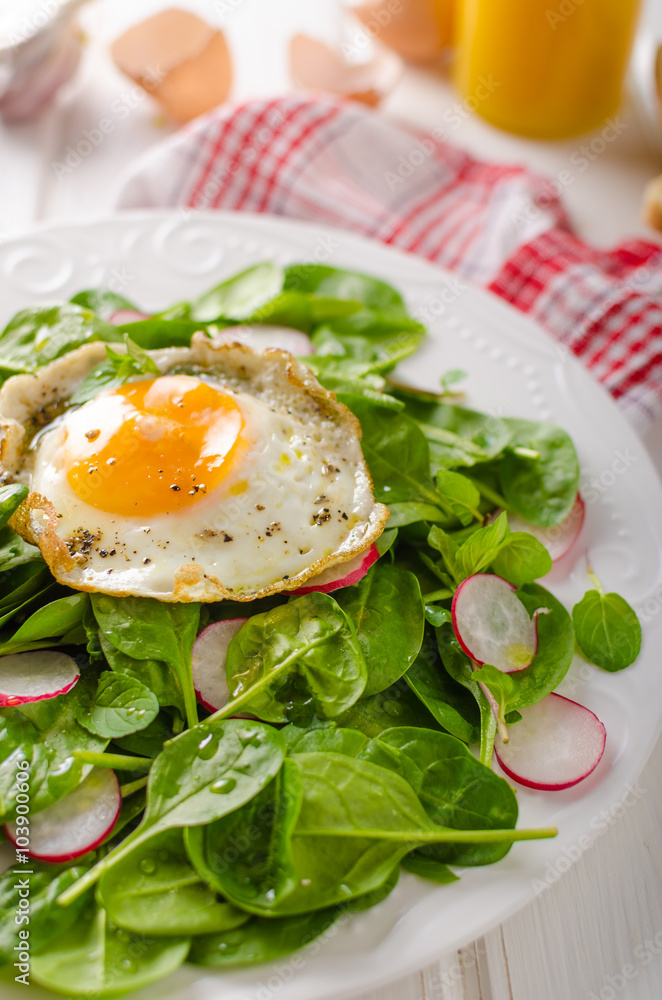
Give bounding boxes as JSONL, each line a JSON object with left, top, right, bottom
{"left": 116, "top": 94, "right": 662, "bottom": 432}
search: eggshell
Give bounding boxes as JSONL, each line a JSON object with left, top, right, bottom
{"left": 352, "top": 0, "right": 453, "bottom": 64}
{"left": 289, "top": 33, "right": 401, "bottom": 107}
{"left": 111, "top": 8, "right": 232, "bottom": 123}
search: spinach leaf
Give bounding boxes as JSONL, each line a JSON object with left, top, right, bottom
{"left": 57, "top": 718, "right": 286, "bottom": 903}
{"left": 282, "top": 724, "right": 369, "bottom": 757}
{"left": 70, "top": 288, "right": 138, "bottom": 320}
{"left": 165, "top": 263, "right": 284, "bottom": 322}
{"left": 99, "top": 829, "right": 249, "bottom": 936}
{"left": 335, "top": 562, "right": 424, "bottom": 697}
{"left": 0, "top": 484, "right": 28, "bottom": 529}
{"left": 0, "top": 527, "right": 42, "bottom": 574}
{"left": 499, "top": 418, "right": 579, "bottom": 527}
{"left": 114, "top": 713, "right": 174, "bottom": 759}
{"left": 361, "top": 728, "right": 518, "bottom": 865}
{"left": 572, "top": 586, "right": 641, "bottom": 672}
{"left": 219, "top": 592, "right": 367, "bottom": 725}
{"left": 75, "top": 672, "right": 160, "bottom": 739}
{"left": 0, "top": 860, "right": 92, "bottom": 965}
{"left": 336, "top": 677, "right": 442, "bottom": 737}
{"left": 30, "top": 899, "right": 190, "bottom": 997}
{"left": 105, "top": 335, "right": 160, "bottom": 382}
{"left": 400, "top": 855, "right": 458, "bottom": 884}
{"left": 185, "top": 758, "right": 303, "bottom": 914}
{"left": 454, "top": 512, "right": 510, "bottom": 581}
{"left": 0, "top": 593, "right": 89, "bottom": 655}
{"left": 117, "top": 317, "right": 209, "bottom": 348}
{"left": 392, "top": 393, "right": 512, "bottom": 470}
{"left": 345, "top": 397, "right": 443, "bottom": 507}
{"left": 98, "top": 631, "right": 184, "bottom": 717}
{"left": 91, "top": 595, "right": 200, "bottom": 728}
{"left": 284, "top": 264, "right": 409, "bottom": 315}
{"left": 0, "top": 304, "right": 121, "bottom": 383}
{"left": 189, "top": 908, "right": 339, "bottom": 967}
{"left": 435, "top": 622, "right": 499, "bottom": 765}
{"left": 404, "top": 644, "right": 481, "bottom": 744}
{"left": 434, "top": 470, "right": 482, "bottom": 526}
{"left": 268, "top": 751, "right": 548, "bottom": 913}
{"left": 491, "top": 531, "right": 552, "bottom": 586}
{"left": 386, "top": 501, "right": 451, "bottom": 528}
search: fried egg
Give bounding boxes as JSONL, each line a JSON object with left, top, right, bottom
{"left": 0, "top": 335, "right": 388, "bottom": 602}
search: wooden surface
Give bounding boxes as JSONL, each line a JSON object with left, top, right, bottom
{"left": 1, "top": 1, "right": 661, "bottom": 997}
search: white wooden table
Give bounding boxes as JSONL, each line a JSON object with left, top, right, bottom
{"left": 1, "top": 2, "right": 662, "bottom": 998}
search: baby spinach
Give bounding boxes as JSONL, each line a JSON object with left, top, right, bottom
{"left": 189, "top": 908, "right": 339, "bottom": 968}
{"left": 400, "top": 855, "right": 458, "bottom": 884}
{"left": 434, "top": 469, "right": 483, "bottom": 526}
{"left": 573, "top": 578, "right": 641, "bottom": 672}
{"left": 105, "top": 334, "right": 160, "bottom": 382}
{"left": 0, "top": 303, "right": 121, "bottom": 384}
{"left": 0, "top": 860, "right": 92, "bottom": 965}
{"left": 76, "top": 671, "right": 160, "bottom": 739}
{"left": 185, "top": 758, "right": 303, "bottom": 915}
{"left": 57, "top": 718, "right": 286, "bottom": 904}
{"left": 361, "top": 728, "right": 518, "bottom": 866}
{"left": 70, "top": 287, "right": 138, "bottom": 319}
{"left": 30, "top": 899, "right": 190, "bottom": 998}
{"left": 217, "top": 592, "right": 367, "bottom": 725}
{"left": 91, "top": 594, "right": 200, "bottom": 728}
{"left": 345, "top": 397, "right": 444, "bottom": 508}
{"left": 98, "top": 631, "right": 185, "bottom": 717}
{"left": 0, "top": 593, "right": 89, "bottom": 655}
{"left": 491, "top": 531, "right": 552, "bottom": 586}
{"left": 99, "top": 829, "right": 249, "bottom": 936}
{"left": 0, "top": 484, "right": 28, "bottom": 528}
{"left": 335, "top": 562, "right": 424, "bottom": 697}
{"left": 165, "top": 262, "right": 284, "bottom": 322}
{"left": 499, "top": 419, "right": 579, "bottom": 527}
{"left": 404, "top": 646, "right": 481, "bottom": 745}
{"left": 336, "top": 677, "right": 442, "bottom": 737}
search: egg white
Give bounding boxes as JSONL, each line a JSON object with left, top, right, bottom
{"left": 0, "top": 337, "right": 388, "bottom": 602}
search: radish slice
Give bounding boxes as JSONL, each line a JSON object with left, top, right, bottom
{"left": 192, "top": 619, "right": 248, "bottom": 713}
{"left": 109, "top": 309, "right": 150, "bottom": 325}
{"left": 451, "top": 574, "right": 538, "bottom": 672}
{"left": 209, "top": 325, "right": 313, "bottom": 356}
{"left": 5, "top": 768, "right": 121, "bottom": 862}
{"left": 286, "top": 545, "right": 380, "bottom": 596}
{"left": 0, "top": 651, "right": 79, "bottom": 707}
{"left": 507, "top": 494, "right": 585, "bottom": 564}
{"left": 495, "top": 693, "right": 606, "bottom": 791}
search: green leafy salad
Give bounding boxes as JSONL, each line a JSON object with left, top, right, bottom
{"left": 0, "top": 262, "right": 642, "bottom": 996}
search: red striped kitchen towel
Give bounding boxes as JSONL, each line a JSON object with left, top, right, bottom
{"left": 115, "top": 94, "right": 662, "bottom": 432}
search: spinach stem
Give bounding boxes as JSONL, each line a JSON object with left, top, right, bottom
{"left": 586, "top": 562, "right": 605, "bottom": 596}
{"left": 300, "top": 826, "right": 557, "bottom": 843}
{"left": 120, "top": 776, "right": 149, "bottom": 797}
{"left": 75, "top": 751, "right": 152, "bottom": 772}
{"left": 58, "top": 827, "right": 150, "bottom": 906}
{"left": 469, "top": 478, "right": 510, "bottom": 511}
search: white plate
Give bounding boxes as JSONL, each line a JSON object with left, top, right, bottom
{"left": 1, "top": 211, "right": 661, "bottom": 1000}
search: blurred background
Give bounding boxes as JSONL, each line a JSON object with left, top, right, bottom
{"left": 1, "top": 0, "right": 662, "bottom": 244}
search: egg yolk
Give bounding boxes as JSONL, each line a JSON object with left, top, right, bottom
{"left": 65, "top": 375, "right": 245, "bottom": 516}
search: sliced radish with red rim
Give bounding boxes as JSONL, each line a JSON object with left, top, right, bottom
{"left": 109, "top": 309, "right": 150, "bottom": 325}
{"left": 0, "top": 651, "right": 79, "bottom": 706}
{"left": 507, "top": 494, "right": 585, "bottom": 565}
{"left": 286, "top": 545, "right": 379, "bottom": 596}
{"left": 5, "top": 767, "right": 121, "bottom": 862}
{"left": 451, "top": 574, "right": 539, "bottom": 672}
{"left": 192, "top": 619, "right": 248, "bottom": 713}
{"left": 495, "top": 693, "right": 606, "bottom": 791}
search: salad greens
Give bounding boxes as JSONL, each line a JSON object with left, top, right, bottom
{"left": 0, "top": 262, "right": 641, "bottom": 996}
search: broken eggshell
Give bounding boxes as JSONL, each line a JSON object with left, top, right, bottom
{"left": 289, "top": 32, "right": 401, "bottom": 107}
{"left": 111, "top": 8, "right": 232, "bottom": 124}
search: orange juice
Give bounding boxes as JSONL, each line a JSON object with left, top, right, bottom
{"left": 454, "top": 0, "right": 641, "bottom": 139}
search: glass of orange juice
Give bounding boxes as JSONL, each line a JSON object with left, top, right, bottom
{"left": 454, "top": 0, "right": 641, "bottom": 139}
